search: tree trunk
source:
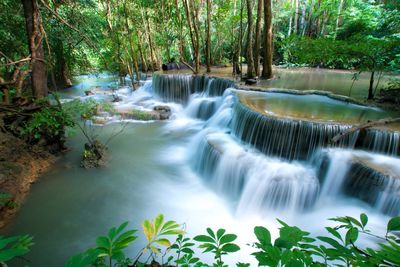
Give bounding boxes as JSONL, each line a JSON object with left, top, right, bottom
{"left": 137, "top": 33, "right": 148, "bottom": 72}
{"left": 261, "top": 0, "right": 273, "bottom": 79}
{"left": 254, "top": 0, "right": 263, "bottom": 77}
{"left": 334, "top": 0, "right": 344, "bottom": 39}
{"left": 206, "top": 0, "right": 211, "bottom": 73}
{"left": 239, "top": 0, "right": 244, "bottom": 76}
{"left": 246, "top": 0, "right": 255, "bottom": 79}
{"left": 144, "top": 10, "right": 157, "bottom": 71}
{"left": 307, "top": 0, "right": 315, "bottom": 36}
{"left": 22, "top": 0, "right": 48, "bottom": 98}
{"left": 368, "top": 71, "right": 375, "bottom": 100}
{"left": 293, "top": 0, "right": 299, "bottom": 34}
{"left": 288, "top": 0, "right": 294, "bottom": 36}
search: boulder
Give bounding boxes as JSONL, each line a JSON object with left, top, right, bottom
{"left": 153, "top": 105, "right": 171, "bottom": 120}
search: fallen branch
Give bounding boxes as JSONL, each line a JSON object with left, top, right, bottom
{"left": 331, "top": 117, "right": 400, "bottom": 143}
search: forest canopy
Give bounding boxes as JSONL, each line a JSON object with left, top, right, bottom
{"left": 0, "top": 0, "right": 399, "bottom": 100}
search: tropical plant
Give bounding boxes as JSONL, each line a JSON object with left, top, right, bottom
{"left": 194, "top": 228, "right": 240, "bottom": 267}
{"left": 66, "top": 221, "right": 137, "bottom": 267}
{"left": 0, "top": 234, "right": 33, "bottom": 265}
{"left": 134, "top": 214, "right": 184, "bottom": 265}
{"left": 252, "top": 214, "right": 400, "bottom": 266}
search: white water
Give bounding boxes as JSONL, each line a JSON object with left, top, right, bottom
{"left": 4, "top": 76, "right": 398, "bottom": 266}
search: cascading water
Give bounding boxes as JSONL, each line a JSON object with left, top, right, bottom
{"left": 151, "top": 74, "right": 400, "bottom": 216}
{"left": 6, "top": 73, "right": 400, "bottom": 266}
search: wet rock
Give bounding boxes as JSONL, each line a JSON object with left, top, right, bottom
{"left": 153, "top": 105, "right": 171, "bottom": 120}
{"left": 81, "top": 140, "right": 108, "bottom": 169}
{"left": 112, "top": 94, "right": 122, "bottom": 102}
{"left": 84, "top": 90, "right": 93, "bottom": 96}
{"left": 245, "top": 78, "right": 257, "bottom": 85}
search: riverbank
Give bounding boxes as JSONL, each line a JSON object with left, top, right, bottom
{"left": 0, "top": 129, "right": 56, "bottom": 228}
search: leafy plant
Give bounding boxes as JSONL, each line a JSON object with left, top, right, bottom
{"left": 0, "top": 193, "right": 17, "bottom": 210}
{"left": 252, "top": 214, "right": 400, "bottom": 267}
{"left": 0, "top": 234, "right": 33, "bottom": 265}
{"left": 66, "top": 221, "right": 137, "bottom": 267}
{"left": 170, "top": 234, "right": 196, "bottom": 266}
{"left": 194, "top": 228, "right": 240, "bottom": 267}
{"left": 134, "top": 214, "right": 184, "bottom": 265}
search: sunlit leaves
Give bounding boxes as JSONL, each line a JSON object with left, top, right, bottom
{"left": 142, "top": 214, "right": 184, "bottom": 255}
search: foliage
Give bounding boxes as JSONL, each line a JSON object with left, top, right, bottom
{"left": 253, "top": 214, "right": 400, "bottom": 267}
{"left": 22, "top": 98, "right": 75, "bottom": 142}
{"left": 194, "top": 228, "right": 240, "bottom": 267}
{"left": 61, "top": 213, "right": 400, "bottom": 267}
{"left": 0, "top": 193, "right": 17, "bottom": 210}
{"left": 0, "top": 234, "right": 33, "bottom": 265}
{"left": 125, "top": 110, "right": 155, "bottom": 121}
{"left": 66, "top": 221, "right": 137, "bottom": 267}
{"left": 139, "top": 214, "right": 184, "bottom": 257}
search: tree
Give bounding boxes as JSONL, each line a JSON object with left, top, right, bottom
{"left": 254, "top": 0, "right": 263, "bottom": 77}
{"left": 261, "top": 0, "right": 273, "bottom": 79}
{"left": 246, "top": 0, "right": 255, "bottom": 79}
{"left": 206, "top": 0, "right": 211, "bottom": 73}
{"left": 22, "top": 0, "right": 48, "bottom": 98}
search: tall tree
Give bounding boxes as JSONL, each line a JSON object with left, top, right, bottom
{"left": 206, "top": 0, "right": 211, "bottom": 73}
{"left": 254, "top": 0, "right": 263, "bottom": 77}
{"left": 246, "top": 0, "right": 255, "bottom": 79}
{"left": 22, "top": 0, "right": 48, "bottom": 98}
{"left": 261, "top": 0, "right": 272, "bottom": 79}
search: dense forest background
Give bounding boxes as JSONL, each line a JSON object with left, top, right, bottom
{"left": 0, "top": 0, "right": 399, "bottom": 101}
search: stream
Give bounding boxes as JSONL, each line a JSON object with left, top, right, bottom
{"left": 3, "top": 71, "right": 399, "bottom": 266}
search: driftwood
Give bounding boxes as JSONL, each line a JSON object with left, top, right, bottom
{"left": 331, "top": 117, "right": 400, "bottom": 143}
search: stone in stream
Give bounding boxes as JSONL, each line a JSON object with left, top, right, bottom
{"left": 245, "top": 78, "right": 258, "bottom": 85}
{"left": 84, "top": 90, "right": 93, "bottom": 96}
{"left": 81, "top": 140, "right": 108, "bottom": 169}
{"left": 153, "top": 105, "right": 171, "bottom": 120}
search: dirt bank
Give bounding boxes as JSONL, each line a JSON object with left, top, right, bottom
{"left": 0, "top": 129, "right": 56, "bottom": 228}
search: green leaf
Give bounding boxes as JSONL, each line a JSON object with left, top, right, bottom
{"left": 325, "top": 227, "right": 343, "bottom": 241}
{"left": 155, "top": 238, "right": 171, "bottom": 247}
{"left": 345, "top": 227, "right": 359, "bottom": 246}
{"left": 194, "top": 235, "right": 215, "bottom": 243}
{"left": 219, "top": 234, "right": 237, "bottom": 244}
{"left": 0, "top": 248, "right": 29, "bottom": 262}
{"left": 154, "top": 214, "right": 164, "bottom": 234}
{"left": 216, "top": 229, "right": 226, "bottom": 241}
{"left": 95, "top": 236, "right": 111, "bottom": 249}
{"left": 254, "top": 226, "right": 271, "bottom": 245}
{"left": 387, "top": 216, "right": 400, "bottom": 232}
{"left": 221, "top": 243, "right": 240, "bottom": 253}
{"left": 207, "top": 228, "right": 216, "bottom": 240}
{"left": 360, "top": 214, "right": 368, "bottom": 227}
{"left": 143, "top": 220, "right": 154, "bottom": 242}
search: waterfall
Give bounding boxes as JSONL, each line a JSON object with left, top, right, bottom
{"left": 192, "top": 132, "right": 319, "bottom": 213}
{"left": 151, "top": 74, "right": 400, "bottom": 216}
{"left": 356, "top": 129, "right": 400, "bottom": 156}
{"left": 152, "top": 74, "right": 236, "bottom": 103}
{"left": 231, "top": 100, "right": 359, "bottom": 160}
{"left": 185, "top": 95, "right": 220, "bottom": 120}
{"left": 316, "top": 149, "right": 400, "bottom": 216}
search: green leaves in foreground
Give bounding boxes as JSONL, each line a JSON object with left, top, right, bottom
{"left": 66, "top": 221, "right": 137, "bottom": 267}
{"left": 142, "top": 214, "right": 184, "bottom": 254}
{"left": 252, "top": 214, "right": 400, "bottom": 267}
{"left": 194, "top": 228, "right": 240, "bottom": 266}
{"left": 0, "top": 234, "right": 33, "bottom": 264}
